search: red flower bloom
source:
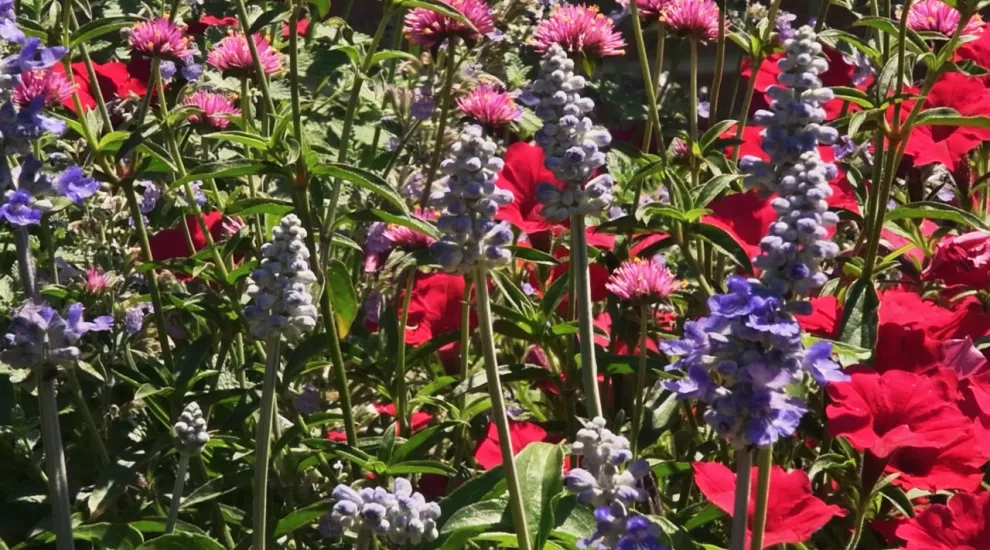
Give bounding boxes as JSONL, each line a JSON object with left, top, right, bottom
{"left": 881, "top": 219, "right": 938, "bottom": 265}
{"left": 402, "top": 271, "right": 476, "bottom": 346}
{"left": 473, "top": 420, "right": 550, "bottom": 470}
{"left": 186, "top": 15, "right": 239, "bottom": 35}
{"left": 957, "top": 25, "right": 990, "bottom": 71}
{"left": 743, "top": 47, "right": 871, "bottom": 121}
{"left": 53, "top": 60, "right": 147, "bottom": 113}
{"left": 896, "top": 491, "right": 990, "bottom": 549}
{"left": 149, "top": 212, "right": 227, "bottom": 262}
{"left": 282, "top": 18, "right": 310, "bottom": 38}
{"left": 826, "top": 369, "right": 973, "bottom": 458}
{"left": 795, "top": 295, "right": 839, "bottom": 338}
{"left": 374, "top": 403, "right": 432, "bottom": 435}
{"left": 702, "top": 190, "right": 778, "bottom": 264}
{"left": 900, "top": 73, "right": 990, "bottom": 168}
{"left": 693, "top": 462, "right": 844, "bottom": 548}
{"left": 883, "top": 427, "right": 990, "bottom": 492}
{"left": 923, "top": 231, "right": 990, "bottom": 289}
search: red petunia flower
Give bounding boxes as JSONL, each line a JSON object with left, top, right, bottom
{"left": 374, "top": 403, "right": 432, "bottom": 435}
{"left": 693, "top": 462, "right": 844, "bottom": 549}
{"left": 826, "top": 368, "right": 973, "bottom": 458}
{"left": 922, "top": 231, "right": 990, "bottom": 289}
{"left": 900, "top": 72, "right": 990, "bottom": 168}
{"left": 743, "top": 47, "right": 872, "bottom": 121}
{"left": 149, "top": 212, "right": 227, "bottom": 262}
{"left": 186, "top": 15, "right": 239, "bottom": 35}
{"left": 896, "top": 491, "right": 990, "bottom": 549}
{"left": 883, "top": 427, "right": 990, "bottom": 492}
{"left": 53, "top": 60, "right": 147, "bottom": 113}
{"left": 957, "top": 25, "right": 990, "bottom": 71}
{"left": 400, "top": 271, "right": 477, "bottom": 374}
{"left": 473, "top": 420, "right": 551, "bottom": 470}
{"left": 795, "top": 295, "right": 839, "bottom": 339}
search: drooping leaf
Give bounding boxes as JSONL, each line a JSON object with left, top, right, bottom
{"left": 327, "top": 259, "right": 359, "bottom": 338}
{"left": 514, "top": 442, "right": 565, "bottom": 548}
{"left": 70, "top": 15, "right": 143, "bottom": 47}
{"left": 838, "top": 277, "right": 880, "bottom": 352}
{"left": 273, "top": 500, "right": 332, "bottom": 537}
{"left": 134, "top": 533, "right": 225, "bottom": 549}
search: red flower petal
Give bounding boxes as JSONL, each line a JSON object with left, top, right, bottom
{"left": 795, "top": 295, "right": 839, "bottom": 338}
{"left": 693, "top": 462, "right": 844, "bottom": 549}
{"left": 401, "top": 271, "right": 477, "bottom": 347}
{"left": 900, "top": 73, "right": 990, "bottom": 168}
{"left": 495, "top": 142, "right": 564, "bottom": 237}
{"left": 473, "top": 420, "right": 549, "bottom": 470}
{"left": 883, "top": 427, "right": 990, "bottom": 492}
{"left": 923, "top": 231, "right": 990, "bottom": 289}
{"left": 896, "top": 491, "right": 990, "bottom": 550}
{"left": 149, "top": 212, "right": 226, "bottom": 262}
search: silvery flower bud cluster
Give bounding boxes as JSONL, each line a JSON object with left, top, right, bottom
{"left": 244, "top": 215, "right": 319, "bottom": 341}
{"left": 321, "top": 478, "right": 441, "bottom": 545}
{"left": 429, "top": 124, "right": 515, "bottom": 273}
{"left": 740, "top": 26, "right": 839, "bottom": 296}
{"left": 173, "top": 401, "right": 209, "bottom": 455}
{"left": 563, "top": 417, "right": 650, "bottom": 549}
{"left": 522, "top": 44, "right": 614, "bottom": 220}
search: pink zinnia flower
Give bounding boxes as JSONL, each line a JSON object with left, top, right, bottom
{"left": 182, "top": 90, "right": 241, "bottom": 130}
{"left": 618, "top": 0, "right": 673, "bottom": 22}
{"left": 207, "top": 33, "right": 282, "bottom": 76}
{"left": 665, "top": 0, "right": 721, "bottom": 41}
{"left": 906, "top": 0, "right": 984, "bottom": 37}
{"left": 403, "top": 0, "right": 495, "bottom": 49}
{"left": 13, "top": 70, "right": 76, "bottom": 107}
{"left": 456, "top": 84, "right": 521, "bottom": 126}
{"left": 605, "top": 257, "right": 681, "bottom": 302}
{"left": 128, "top": 18, "right": 197, "bottom": 63}
{"left": 531, "top": 4, "right": 626, "bottom": 58}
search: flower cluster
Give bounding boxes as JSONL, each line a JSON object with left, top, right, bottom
{"left": 905, "top": 0, "right": 984, "bottom": 37}
{"left": 663, "top": 276, "right": 847, "bottom": 448}
{"left": 244, "top": 214, "right": 319, "bottom": 341}
{"left": 531, "top": 4, "right": 626, "bottom": 59}
{"left": 429, "top": 124, "right": 515, "bottom": 273}
{"left": 182, "top": 90, "right": 240, "bottom": 130}
{"left": 606, "top": 256, "right": 681, "bottom": 304}
{"left": 12, "top": 69, "right": 74, "bottom": 107}
{"left": 207, "top": 33, "right": 282, "bottom": 76}
{"left": 0, "top": 36, "right": 68, "bottom": 155}
{"left": 128, "top": 18, "right": 201, "bottom": 79}
{"left": 1, "top": 158, "right": 99, "bottom": 226}
{"left": 563, "top": 417, "right": 658, "bottom": 549}
{"left": 456, "top": 84, "right": 521, "bottom": 127}
{"left": 321, "top": 478, "right": 441, "bottom": 545}
{"left": 403, "top": 0, "right": 494, "bottom": 49}
{"left": 1, "top": 302, "right": 112, "bottom": 368}
{"left": 740, "top": 26, "right": 840, "bottom": 296}
{"left": 173, "top": 401, "right": 210, "bottom": 456}
{"left": 665, "top": 0, "right": 721, "bottom": 41}
{"left": 523, "top": 44, "right": 614, "bottom": 221}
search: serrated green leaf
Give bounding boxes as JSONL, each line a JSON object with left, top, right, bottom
{"left": 838, "top": 277, "right": 880, "bottom": 352}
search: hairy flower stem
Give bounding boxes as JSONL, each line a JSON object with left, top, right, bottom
{"left": 321, "top": 12, "right": 392, "bottom": 257}
{"left": 732, "top": 0, "right": 782, "bottom": 162}
{"left": 232, "top": 0, "right": 275, "bottom": 130}
{"left": 165, "top": 454, "right": 190, "bottom": 534}
{"left": 710, "top": 8, "right": 727, "bottom": 122}
{"left": 39, "top": 372, "right": 75, "bottom": 550}
{"left": 630, "top": 303, "right": 649, "bottom": 458}
{"left": 123, "top": 183, "right": 176, "bottom": 372}
{"left": 570, "top": 216, "right": 603, "bottom": 418}
{"left": 253, "top": 335, "right": 283, "bottom": 550}
{"left": 637, "top": 26, "right": 666, "bottom": 169}
{"left": 475, "top": 266, "right": 533, "bottom": 550}
{"left": 395, "top": 270, "right": 416, "bottom": 435}
{"left": 750, "top": 446, "right": 773, "bottom": 550}
{"left": 729, "top": 449, "right": 752, "bottom": 550}
{"left": 14, "top": 228, "right": 38, "bottom": 301}
{"left": 689, "top": 37, "right": 701, "bottom": 189}
{"left": 420, "top": 40, "right": 460, "bottom": 205}
{"left": 628, "top": 3, "right": 665, "bottom": 158}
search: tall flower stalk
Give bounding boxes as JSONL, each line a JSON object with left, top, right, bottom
{"left": 732, "top": 0, "right": 782, "bottom": 162}
{"left": 525, "top": 45, "right": 615, "bottom": 418}
{"left": 166, "top": 402, "right": 210, "bottom": 533}
{"left": 421, "top": 39, "right": 459, "bottom": 204}
{"left": 429, "top": 125, "right": 532, "bottom": 549}
{"left": 244, "top": 215, "right": 319, "bottom": 550}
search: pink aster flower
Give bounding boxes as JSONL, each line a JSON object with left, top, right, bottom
{"left": 665, "top": 0, "right": 721, "bottom": 41}
{"left": 207, "top": 33, "right": 282, "bottom": 76}
{"left": 531, "top": 4, "right": 626, "bottom": 58}
{"left": 606, "top": 257, "right": 681, "bottom": 302}
{"left": 403, "top": 0, "right": 495, "bottom": 49}
{"left": 182, "top": 90, "right": 241, "bottom": 130}
{"left": 618, "top": 0, "right": 673, "bottom": 22}
{"left": 128, "top": 18, "right": 197, "bottom": 63}
{"left": 13, "top": 70, "right": 76, "bottom": 107}
{"left": 384, "top": 209, "right": 437, "bottom": 250}
{"left": 456, "top": 84, "right": 521, "bottom": 127}
{"left": 906, "top": 0, "right": 984, "bottom": 37}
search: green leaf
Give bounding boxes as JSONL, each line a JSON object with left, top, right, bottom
{"left": 89, "top": 449, "right": 147, "bottom": 516}
{"left": 327, "top": 259, "right": 359, "bottom": 338}
{"left": 70, "top": 16, "right": 142, "bottom": 47}
{"left": 347, "top": 209, "right": 440, "bottom": 239}
{"left": 436, "top": 466, "right": 506, "bottom": 527}
{"left": 684, "top": 503, "right": 724, "bottom": 530}
{"left": 387, "top": 459, "right": 456, "bottom": 476}
{"left": 203, "top": 131, "right": 269, "bottom": 151}
{"left": 699, "top": 120, "right": 738, "bottom": 153}
{"left": 508, "top": 245, "right": 559, "bottom": 265}
{"left": 879, "top": 483, "right": 914, "bottom": 518}
{"left": 274, "top": 500, "right": 331, "bottom": 537}
{"left": 441, "top": 498, "right": 508, "bottom": 534}
{"left": 248, "top": 7, "right": 290, "bottom": 35}
{"left": 695, "top": 174, "right": 742, "bottom": 207}
{"left": 135, "top": 533, "right": 225, "bottom": 549}
{"left": 225, "top": 197, "right": 295, "bottom": 217}
{"left": 914, "top": 107, "right": 990, "bottom": 129}
{"left": 514, "top": 442, "right": 564, "bottom": 549}
{"left": 174, "top": 160, "right": 268, "bottom": 189}
{"left": 39, "top": 523, "right": 145, "bottom": 549}
{"left": 370, "top": 50, "right": 419, "bottom": 67}
{"left": 550, "top": 494, "right": 596, "bottom": 544}
{"left": 312, "top": 163, "right": 408, "bottom": 213}
{"left": 378, "top": 423, "right": 397, "bottom": 464}
{"left": 694, "top": 222, "right": 754, "bottom": 273}
{"left": 831, "top": 86, "right": 876, "bottom": 109}
{"left": 838, "top": 277, "right": 880, "bottom": 352}
{"left": 308, "top": 0, "right": 331, "bottom": 17}
{"left": 887, "top": 201, "right": 989, "bottom": 231}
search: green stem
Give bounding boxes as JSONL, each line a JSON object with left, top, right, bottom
{"left": 253, "top": 335, "right": 283, "bottom": 550}
{"left": 165, "top": 454, "right": 190, "bottom": 533}
{"left": 630, "top": 303, "right": 649, "bottom": 458}
{"left": 815, "top": 0, "right": 831, "bottom": 32}
{"left": 420, "top": 39, "right": 460, "bottom": 205}
{"left": 231, "top": 0, "right": 276, "bottom": 125}
{"left": 321, "top": 288, "right": 359, "bottom": 447}
{"left": 65, "top": 368, "right": 109, "bottom": 467}
{"left": 627, "top": 4, "right": 665, "bottom": 157}
{"left": 570, "top": 216, "right": 603, "bottom": 418}
{"left": 475, "top": 266, "right": 533, "bottom": 550}
{"left": 14, "top": 228, "right": 38, "bottom": 301}
{"left": 395, "top": 271, "right": 416, "bottom": 436}
{"left": 448, "top": 276, "right": 474, "bottom": 492}
{"left": 689, "top": 37, "right": 701, "bottom": 189}
{"left": 729, "top": 449, "right": 752, "bottom": 550}
{"left": 749, "top": 446, "right": 772, "bottom": 550}
{"left": 40, "top": 373, "right": 75, "bottom": 550}
{"left": 288, "top": 7, "right": 304, "bottom": 150}
{"left": 68, "top": 12, "right": 113, "bottom": 130}
{"left": 732, "top": 0, "right": 782, "bottom": 162}
{"left": 192, "top": 456, "right": 236, "bottom": 548}
{"left": 710, "top": 7, "right": 727, "bottom": 122}
{"left": 123, "top": 183, "right": 175, "bottom": 372}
